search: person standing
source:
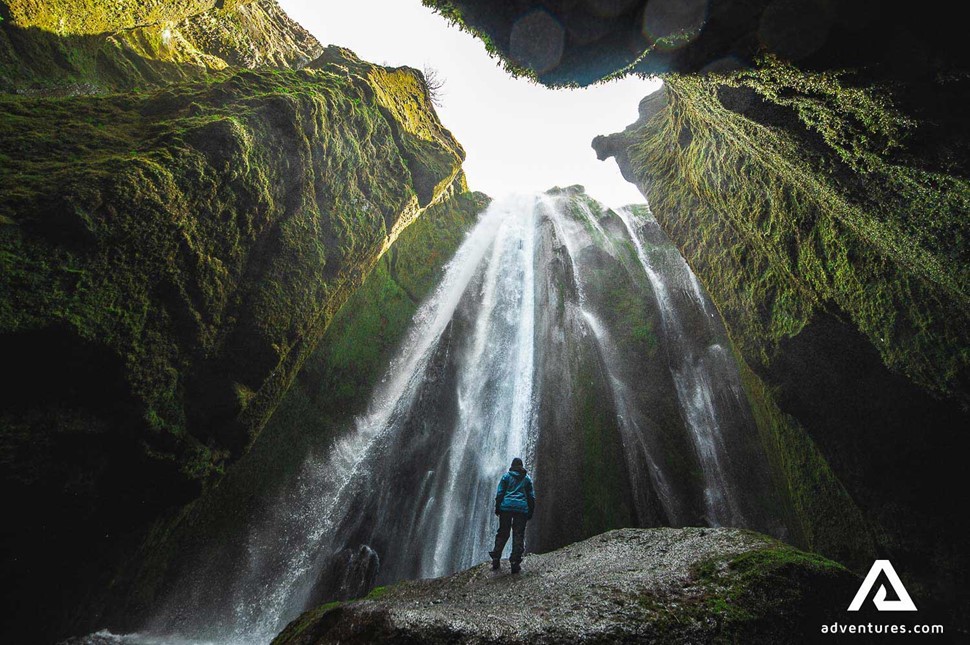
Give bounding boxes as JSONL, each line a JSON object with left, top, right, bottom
{"left": 489, "top": 457, "right": 535, "bottom": 574}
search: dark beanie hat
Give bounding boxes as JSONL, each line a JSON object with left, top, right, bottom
{"left": 511, "top": 457, "right": 524, "bottom": 471}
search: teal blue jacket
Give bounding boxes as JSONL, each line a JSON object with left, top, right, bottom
{"left": 495, "top": 469, "right": 535, "bottom": 516}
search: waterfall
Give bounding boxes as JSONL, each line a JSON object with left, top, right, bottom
{"left": 539, "top": 194, "right": 679, "bottom": 525}
{"left": 125, "top": 191, "right": 782, "bottom": 645}
{"left": 614, "top": 206, "right": 742, "bottom": 526}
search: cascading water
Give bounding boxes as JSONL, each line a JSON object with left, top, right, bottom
{"left": 123, "top": 189, "right": 785, "bottom": 645}
{"left": 614, "top": 206, "right": 748, "bottom": 526}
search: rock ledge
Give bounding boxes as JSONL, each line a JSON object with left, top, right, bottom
{"left": 274, "top": 527, "right": 857, "bottom": 644}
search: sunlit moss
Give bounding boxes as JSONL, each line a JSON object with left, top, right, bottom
{"left": 0, "top": 53, "right": 466, "bottom": 484}
{"left": 0, "top": 0, "right": 321, "bottom": 93}
{"left": 627, "top": 59, "right": 969, "bottom": 401}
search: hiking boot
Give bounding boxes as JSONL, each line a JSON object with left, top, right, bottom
{"left": 488, "top": 551, "right": 500, "bottom": 570}
{"left": 510, "top": 562, "right": 521, "bottom": 574}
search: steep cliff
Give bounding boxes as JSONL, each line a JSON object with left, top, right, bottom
{"left": 0, "top": 41, "right": 466, "bottom": 641}
{"left": 593, "top": 65, "right": 969, "bottom": 622}
{"left": 529, "top": 187, "right": 795, "bottom": 550}
{"left": 418, "top": 0, "right": 969, "bottom": 624}
{"left": 0, "top": 0, "right": 323, "bottom": 93}
{"left": 71, "top": 186, "right": 489, "bottom": 638}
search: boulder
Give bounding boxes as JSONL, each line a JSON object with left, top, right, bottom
{"left": 275, "top": 527, "right": 857, "bottom": 644}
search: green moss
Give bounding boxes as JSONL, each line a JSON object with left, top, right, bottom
{"left": 735, "top": 353, "right": 876, "bottom": 568}
{"left": 0, "top": 52, "right": 465, "bottom": 488}
{"left": 106, "top": 187, "right": 487, "bottom": 616}
{"left": 271, "top": 600, "right": 343, "bottom": 644}
{"left": 625, "top": 59, "right": 968, "bottom": 403}
{"left": 365, "top": 585, "right": 389, "bottom": 600}
{"left": 303, "top": 186, "right": 483, "bottom": 428}
{"left": 639, "top": 541, "right": 854, "bottom": 642}
{"left": 602, "top": 256, "right": 659, "bottom": 356}
{"left": 576, "top": 352, "right": 633, "bottom": 535}
{"left": 2, "top": 0, "right": 218, "bottom": 35}
{"left": 0, "top": 0, "right": 322, "bottom": 94}
{"left": 595, "top": 54, "right": 969, "bottom": 580}
{"left": 692, "top": 545, "right": 849, "bottom": 622}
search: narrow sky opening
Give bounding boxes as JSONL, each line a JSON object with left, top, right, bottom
{"left": 279, "top": 0, "right": 661, "bottom": 208}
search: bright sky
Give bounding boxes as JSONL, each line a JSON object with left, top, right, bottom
{"left": 279, "top": 0, "right": 661, "bottom": 207}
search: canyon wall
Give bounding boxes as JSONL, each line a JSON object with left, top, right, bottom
{"left": 0, "top": 3, "right": 467, "bottom": 638}
{"left": 424, "top": 0, "right": 970, "bottom": 624}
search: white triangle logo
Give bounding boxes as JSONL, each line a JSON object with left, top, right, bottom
{"left": 847, "top": 560, "right": 917, "bottom": 612}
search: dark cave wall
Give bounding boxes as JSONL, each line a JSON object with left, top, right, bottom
{"left": 85, "top": 189, "right": 489, "bottom": 636}
{"left": 422, "top": 0, "right": 969, "bottom": 84}
{"left": 0, "top": 29, "right": 465, "bottom": 641}
{"left": 594, "top": 69, "right": 969, "bottom": 622}
{"left": 423, "top": 0, "right": 970, "bottom": 626}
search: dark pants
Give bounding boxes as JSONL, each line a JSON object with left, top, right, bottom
{"left": 489, "top": 511, "right": 528, "bottom": 564}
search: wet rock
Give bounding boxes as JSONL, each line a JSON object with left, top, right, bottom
{"left": 274, "top": 527, "right": 857, "bottom": 644}
{"left": 0, "top": 41, "right": 465, "bottom": 643}
{"left": 307, "top": 545, "right": 382, "bottom": 607}
{"left": 594, "top": 55, "right": 970, "bottom": 627}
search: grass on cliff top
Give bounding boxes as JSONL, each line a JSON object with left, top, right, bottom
{"left": 628, "top": 56, "right": 969, "bottom": 399}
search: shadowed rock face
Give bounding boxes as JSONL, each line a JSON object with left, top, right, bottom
{"left": 274, "top": 527, "right": 858, "bottom": 645}
{"left": 79, "top": 190, "right": 491, "bottom": 642}
{"left": 593, "top": 61, "right": 970, "bottom": 628}
{"left": 422, "top": 0, "right": 969, "bottom": 84}
{"left": 0, "top": 44, "right": 464, "bottom": 643}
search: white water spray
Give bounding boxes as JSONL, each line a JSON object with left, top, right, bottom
{"left": 114, "top": 192, "right": 780, "bottom": 645}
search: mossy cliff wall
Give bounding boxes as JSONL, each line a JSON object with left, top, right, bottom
{"left": 422, "top": 0, "right": 969, "bottom": 622}
{"left": 594, "top": 67, "right": 969, "bottom": 621}
{"left": 88, "top": 188, "right": 489, "bottom": 635}
{"left": 0, "top": 38, "right": 466, "bottom": 640}
{"left": 0, "top": 0, "right": 323, "bottom": 93}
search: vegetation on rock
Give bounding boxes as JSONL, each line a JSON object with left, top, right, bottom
{"left": 0, "top": 0, "right": 322, "bottom": 93}
{"left": 606, "top": 66, "right": 968, "bottom": 402}
{"left": 594, "top": 55, "right": 969, "bottom": 624}
{"left": 274, "top": 527, "right": 858, "bottom": 644}
{"left": 0, "top": 42, "right": 466, "bottom": 641}
{"left": 84, "top": 185, "right": 488, "bottom": 634}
